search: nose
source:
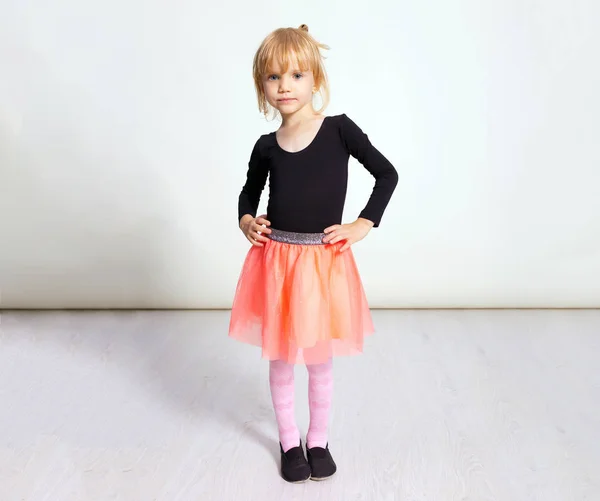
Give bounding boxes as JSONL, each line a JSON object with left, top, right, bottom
{"left": 278, "top": 75, "right": 291, "bottom": 93}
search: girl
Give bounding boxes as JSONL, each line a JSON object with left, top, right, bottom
{"left": 229, "top": 24, "right": 398, "bottom": 483}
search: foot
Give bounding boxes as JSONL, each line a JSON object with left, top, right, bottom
{"left": 280, "top": 441, "right": 311, "bottom": 483}
{"left": 307, "top": 443, "right": 337, "bottom": 480}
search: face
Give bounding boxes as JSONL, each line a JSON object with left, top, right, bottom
{"left": 262, "top": 55, "right": 316, "bottom": 116}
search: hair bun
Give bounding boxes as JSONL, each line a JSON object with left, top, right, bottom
{"left": 298, "top": 24, "right": 309, "bottom": 32}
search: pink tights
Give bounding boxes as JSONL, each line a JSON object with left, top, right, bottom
{"left": 269, "top": 358, "right": 334, "bottom": 452}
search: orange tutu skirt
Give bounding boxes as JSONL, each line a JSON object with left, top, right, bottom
{"left": 228, "top": 228, "right": 374, "bottom": 365}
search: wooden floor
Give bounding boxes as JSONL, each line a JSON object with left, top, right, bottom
{"left": 0, "top": 309, "right": 598, "bottom": 500}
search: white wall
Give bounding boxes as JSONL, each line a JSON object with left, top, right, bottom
{"left": 0, "top": 0, "right": 598, "bottom": 309}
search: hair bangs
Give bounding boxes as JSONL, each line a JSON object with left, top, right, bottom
{"left": 261, "top": 32, "right": 317, "bottom": 76}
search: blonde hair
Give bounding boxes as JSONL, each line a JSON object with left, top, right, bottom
{"left": 252, "top": 24, "right": 330, "bottom": 118}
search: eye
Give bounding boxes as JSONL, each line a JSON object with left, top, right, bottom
{"left": 267, "top": 74, "right": 279, "bottom": 81}
{"left": 293, "top": 73, "right": 303, "bottom": 79}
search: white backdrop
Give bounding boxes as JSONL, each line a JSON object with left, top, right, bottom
{"left": 0, "top": 0, "right": 598, "bottom": 309}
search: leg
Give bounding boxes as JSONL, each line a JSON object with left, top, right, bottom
{"left": 305, "top": 358, "right": 337, "bottom": 480}
{"left": 270, "top": 359, "right": 311, "bottom": 483}
{"left": 269, "top": 359, "right": 300, "bottom": 452}
{"left": 306, "top": 358, "right": 334, "bottom": 449}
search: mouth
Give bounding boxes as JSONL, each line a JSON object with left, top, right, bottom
{"left": 277, "top": 98, "right": 296, "bottom": 103}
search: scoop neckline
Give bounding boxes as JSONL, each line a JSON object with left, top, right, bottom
{"left": 274, "top": 116, "right": 329, "bottom": 154}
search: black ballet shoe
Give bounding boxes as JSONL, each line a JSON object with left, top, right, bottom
{"left": 280, "top": 441, "right": 311, "bottom": 483}
{"left": 306, "top": 443, "right": 337, "bottom": 480}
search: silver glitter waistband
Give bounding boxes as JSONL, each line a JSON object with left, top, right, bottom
{"left": 268, "top": 228, "right": 326, "bottom": 245}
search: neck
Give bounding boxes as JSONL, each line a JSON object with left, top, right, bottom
{"left": 280, "top": 104, "right": 318, "bottom": 127}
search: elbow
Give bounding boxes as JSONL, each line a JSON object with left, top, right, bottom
{"left": 390, "top": 167, "right": 399, "bottom": 189}
{"left": 381, "top": 166, "right": 399, "bottom": 192}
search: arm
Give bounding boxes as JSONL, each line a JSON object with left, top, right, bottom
{"left": 339, "top": 114, "right": 399, "bottom": 227}
{"left": 238, "top": 138, "right": 269, "bottom": 225}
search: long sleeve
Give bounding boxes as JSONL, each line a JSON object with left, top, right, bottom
{"left": 339, "top": 114, "right": 398, "bottom": 227}
{"left": 238, "top": 138, "right": 269, "bottom": 223}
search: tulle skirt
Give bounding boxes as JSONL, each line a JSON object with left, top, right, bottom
{"left": 228, "top": 228, "right": 374, "bottom": 365}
